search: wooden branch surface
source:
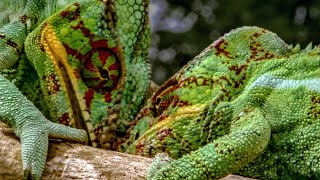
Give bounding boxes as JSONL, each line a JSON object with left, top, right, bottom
{"left": 0, "top": 122, "right": 255, "bottom": 180}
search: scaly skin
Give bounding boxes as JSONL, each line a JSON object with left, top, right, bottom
{"left": 2, "top": 0, "right": 320, "bottom": 180}
{"left": 0, "top": 0, "right": 150, "bottom": 179}
{"left": 124, "top": 27, "right": 320, "bottom": 179}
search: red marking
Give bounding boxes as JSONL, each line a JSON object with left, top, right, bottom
{"left": 109, "top": 63, "right": 119, "bottom": 70}
{"left": 151, "top": 77, "right": 179, "bottom": 102}
{"left": 92, "top": 40, "right": 109, "bottom": 49}
{"left": 228, "top": 64, "right": 247, "bottom": 75}
{"left": 76, "top": 21, "right": 91, "bottom": 37}
{"left": 249, "top": 42, "right": 276, "bottom": 61}
{"left": 171, "top": 95, "right": 189, "bottom": 107}
{"left": 157, "top": 128, "right": 173, "bottom": 141}
{"left": 53, "top": 83, "right": 60, "bottom": 93}
{"left": 93, "top": 40, "right": 118, "bottom": 54}
{"left": 252, "top": 32, "right": 262, "bottom": 38}
{"left": 84, "top": 89, "right": 94, "bottom": 109}
{"left": 64, "top": 43, "right": 86, "bottom": 60}
{"left": 83, "top": 58, "right": 95, "bottom": 71}
{"left": 98, "top": 51, "right": 112, "bottom": 64}
{"left": 214, "top": 38, "right": 232, "bottom": 58}
{"left": 104, "top": 93, "right": 112, "bottom": 102}
{"left": 60, "top": 2, "right": 80, "bottom": 21}
{"left": 44, "top": 74, "right": 60, "bottom": 95}
{"left": 94, "top": 81, "right": 107, "bottom": 89}
{"left": 110, "top": 74, "right": 118, "bottom": 82}
{"left": 59, "top": 113, "right": 70, "bottom": 126}
{"left": 60, "top": 11, "right": 70, "bottom": 18}
{"left": 158, "top": 113, "right": 169, "bottom": 122}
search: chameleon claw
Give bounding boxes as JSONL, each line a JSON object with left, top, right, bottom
{"left": 23, "top": 167, "right": 38, "bottom": 180}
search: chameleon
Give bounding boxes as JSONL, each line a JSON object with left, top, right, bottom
{"left": 124, "top": 25, "right": 320, "bottom": 179}
{"left": 0, "top": 0, "right": 150, "bottom": 179}
{"left": 1, "top": 1, "right": 320, "bottom": 180}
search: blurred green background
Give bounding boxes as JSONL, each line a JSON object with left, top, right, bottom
{"left": 149, "top": 0, "right": 320, "bottom": 84}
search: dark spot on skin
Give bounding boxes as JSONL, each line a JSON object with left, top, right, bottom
{"left": 214, "top": 38, "right": 232, "bottom": 58}
{"left": 43, "top": 74, "right": 60, "bottom": 95}
{"left": 93, "top": 125, "right": 102, "bottom": 137}
{"left": 60, "top": 2, "right": 81, "bottom": 21}
{"left": 252, "top": 32, "right": 262, "bottom": 38}
{"left": 59, "top": 113, "right": 70, "bottom": 126}
{"left": 83, "top": 89, "right": 94, "bottom": 109}
{"left": 157, "top": 128, "right": 173, "bottom": 141}
{"left": 134, "top": 132, "right": 140, "bottom": 140}
{"left": 0, "top": 33, "right": 20, "bottom": 53}
{"left": 158, "top": 113, "right": 169, "bottom": 122}
{"left": 19, "top": 15, "right": 29, "bottom": 24}
{"left": 72, "top": 21, "right": 92, "bottom": 37}
{"left": 228, "top": 64, "right": 248, "bottom": 76}
{"left": 249, "top": 32, "right": 278, "bottom": 62}
{"left": 104, "top": 93, "right": 112, "bottom": 102}
{"left": 6, "top": 39, "right": 18, "bottom": 49}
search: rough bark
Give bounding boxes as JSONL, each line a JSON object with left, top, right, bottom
{"left": 0, "top": 122, "right": 152, "bottom": 179}
{"left": 0, "top": 122, "right": 255, "bottom": 180}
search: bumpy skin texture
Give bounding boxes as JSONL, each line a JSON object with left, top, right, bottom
{"left": 2, "top": 1, "right": 320, "bottom": 180}
{"left": 124, "top": 27, "right": 320, "bottom": 179}
{"left": 0, "top": 0, "right": 150, "bottom": 179}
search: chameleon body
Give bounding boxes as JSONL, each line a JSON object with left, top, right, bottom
{"left": 124, "top": 26, "right": 320, "bottom": 179}
{"left": 1, "top": 0, "right": 320, "bottom": 180}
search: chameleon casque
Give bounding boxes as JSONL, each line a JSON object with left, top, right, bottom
{"left": 1, "top": 0, "right": 320, "bottom": 180}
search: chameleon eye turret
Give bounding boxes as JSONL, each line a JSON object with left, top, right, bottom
{"left": 79, "top": 41, "right": 121, "bottom": 93}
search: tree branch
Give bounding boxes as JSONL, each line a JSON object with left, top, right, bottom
{"left": 0, "top": 122, "right": 255, "bottom": 180}
{"left": 0, "top": 122, "right": 151, "bottom": 179}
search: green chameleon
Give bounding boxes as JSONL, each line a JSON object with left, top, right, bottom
{"left": 1, "top": 0, "right": 320, "bottom": 180}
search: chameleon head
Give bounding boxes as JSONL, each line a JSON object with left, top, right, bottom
{"left": 24, "top": 0, "right": 150, "bottom": 148}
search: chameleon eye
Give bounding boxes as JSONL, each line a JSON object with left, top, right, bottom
{"left": 81, "top": 48, "right": 121, "bottom": 93}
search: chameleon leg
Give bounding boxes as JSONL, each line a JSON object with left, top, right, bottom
{"left": 0, "top": 0, "right": 47, "bottom": 70}
{"left": 149, "top": 106, "right": 271, "bottom": 179}
{"left": 0, "top": 75, "right": 88, "bottom": 179}
{"left": 0, "top": 20, "right": 27, "bottom": 70}
{"left": 20, "top": 126, "right": 49, "bottom": 180}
